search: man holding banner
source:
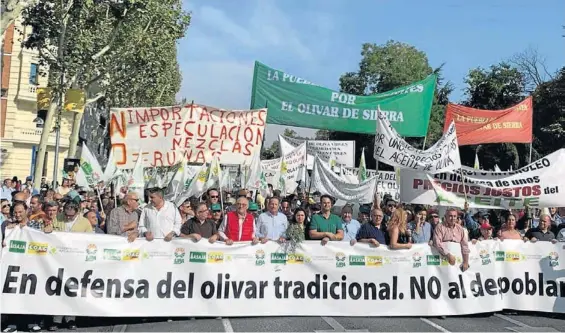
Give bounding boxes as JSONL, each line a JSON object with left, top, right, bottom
{"left": 433, "top": 208, "right": 470, "bottom": 272}
{"left": 138, "top": 188, "right": 182, "bottom": 241}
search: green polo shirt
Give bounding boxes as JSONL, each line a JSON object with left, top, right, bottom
{"left": 310, "top": 213, "right": 343, "bottom": 233}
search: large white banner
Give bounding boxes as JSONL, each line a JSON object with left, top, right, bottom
{"left": 261, "top": 143, "right": 307, "bottom": 193}
{"left": 2, "top": 229, "right": 564, "bottom": 317}
{"left": 342, "top": 168, "right": 400, "bottom": 201}
{"left": 400, "top": 149, "right": 565, "bottom": 209}
{"left": 374, "top": 112, "right": 461, "bottom": 173}
{"left": 311, "top": 156, "right": 376, "bottom": 203}
{"left": 109, "top": 104, "right": 267, "bottom": 168}
{"left": 279, "top": 135, "right": 355, "bottom": 169}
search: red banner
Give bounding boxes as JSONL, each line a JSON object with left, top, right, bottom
{"left": 443, "top": 97, "right": 533, "bottom": 146}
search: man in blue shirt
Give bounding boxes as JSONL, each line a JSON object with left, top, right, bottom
{"left": 256, "top": 197, "right": 288, "bottom": 243}
{"left": 354, "top": 207, "right": 386, "bottom": 246}
{"left": 341, "top": 205, "right": 360, "bottom": 245}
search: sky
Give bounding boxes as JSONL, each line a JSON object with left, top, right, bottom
{"left": 177, "top": 0, "right": 565, "bottom": 145}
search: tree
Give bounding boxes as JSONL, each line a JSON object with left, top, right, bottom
{"left": 314, "top": 129, "right": 330, "bottom": 140}
{"left": 461, "top": 63, "right": 527, "bottom": 170}
{"left": 509, "top": 47, "right": 553, "bottom": 93}
{"left": 532, "top": 67, "right": 565, "bottom": 156}
{"left": 23, "top": 0, "right": 190, "bottom": 189}
{"left": 332, "top": 40, "right": 448, "bottom": 170}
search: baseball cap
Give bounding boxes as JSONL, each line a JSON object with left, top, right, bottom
{"left": 248, "top": 202, "right": 258, "bottom": 211}
{"left": 210, "top": 203, "right": 222, "bottom": 211}
{"left": 359, "top": 205, "right": 371, "bottom": 214}
{"left": 480, "top": 222, "right": 493, "bottom": 230}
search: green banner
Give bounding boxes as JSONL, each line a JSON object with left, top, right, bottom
{"left": 250, "top": 61, "right": 436, "bottom": 137}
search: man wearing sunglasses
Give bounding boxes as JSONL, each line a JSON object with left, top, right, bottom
{"left": 383, "top": 198, "right": 397, "bottom": 225}
{"left": 107, "top": 192, "right": 140, "bottom": 241}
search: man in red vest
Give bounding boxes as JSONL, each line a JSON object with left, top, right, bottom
{"left": 218, "top": 196, "right": 259, "bottom": 245}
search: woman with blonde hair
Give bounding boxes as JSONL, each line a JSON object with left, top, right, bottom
{"left": 387, "top": 208, "right": 412, "bottom": 249}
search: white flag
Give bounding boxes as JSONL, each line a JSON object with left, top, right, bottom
{"left": 76, "top": 143, "right": 105, "bottom": 187}
{"left": 128, "top": 149, "right": 145, "bottom": 200}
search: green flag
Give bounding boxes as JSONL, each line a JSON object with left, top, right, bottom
{"left": 251, "top": 61, "right": 436, "bottom": 137}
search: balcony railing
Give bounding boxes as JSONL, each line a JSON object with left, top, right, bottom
{"left": 10, "top": 126, "right": 66, "bottom": 147}
{"left": 16, "top": 84, "right": 38, "bottom": 102}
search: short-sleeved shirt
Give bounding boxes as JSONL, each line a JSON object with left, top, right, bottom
{"left": 181, "top": 218, "right": 218, "bottom": 239}
{"left": 310, "top": 213, "right": 343, "bottom": 233}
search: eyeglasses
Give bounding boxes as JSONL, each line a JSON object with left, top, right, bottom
{"left": 1, "top": 205, "right": 9, "bottom": 209}
{"left": 387, "top": 204, "right": 395, "bottom": 207}
{"left": 210, "top": 196, "right": 219, "bottom": 199}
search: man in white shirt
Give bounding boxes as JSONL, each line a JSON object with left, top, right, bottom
{"left": 138, "top": 188, "right": 181, "bottom": 241}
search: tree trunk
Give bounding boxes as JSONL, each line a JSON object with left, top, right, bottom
{"left": 67, "top": 112, "right": 83, "bottom": 158}
{"left": 32, "top": 99, "right": 59, "bottom": 191}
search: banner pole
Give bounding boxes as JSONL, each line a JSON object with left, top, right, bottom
{"left": 219, "top": 166, "right": 225, "bottom": 213}
{"left": 528, "top": 143, "right": 533, "bottom": 164}
{"left": 422, "top": 135, "right": 428, "bottom": 150}
{"left": 458, "top": 167, "right": 469, "bottom": 203}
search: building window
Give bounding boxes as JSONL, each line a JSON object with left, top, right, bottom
{"left": 29, "top": 63, "right": 39, "bottom": 85}
{"left": 1, "top": 88, "right": 7, "bottom": 97}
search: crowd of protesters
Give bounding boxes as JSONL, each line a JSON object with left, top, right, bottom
{"left": 1, "top": 176, "right": 565, "bottom": 332}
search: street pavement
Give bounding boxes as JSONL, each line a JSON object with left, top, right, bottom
{"left": 49, "top": 312, "right": 564, "bottom": 332}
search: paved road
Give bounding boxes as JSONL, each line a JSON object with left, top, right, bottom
{"left": 48, "top": 312, "right": 564, "bottom": 332}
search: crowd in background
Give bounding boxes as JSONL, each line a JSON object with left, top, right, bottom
{"left": 1, "top": 175, "right": 565, "bottom": 332}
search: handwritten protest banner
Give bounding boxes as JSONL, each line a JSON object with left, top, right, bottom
{"left": 109, "top": 104, "right": 267, "bottom": 168}
{"left": 2, "top": 228, "right": 564, "bottom": 317}
{"left": 374, "top": 111, "right": 461, "bottom": 174}
{"left": 400, "top": 149, "right": 565, "bottom": 209}
{"left": 251, "top": 61, "right": 436, "bottom": 137}
{"left": 444, "top": 97, "right": 533, "bottom": 146}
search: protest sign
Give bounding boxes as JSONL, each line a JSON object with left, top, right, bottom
{"left": 251, "top": 61, "right": 435, "bottom": 137}
{"left": 444, "top": 97, "right": 533, "bottom": 146}
{"left": 110, "top": 104, "right": 267, "bottom": 168}
{"left": 342, "top": 168, "right": 400, "bottom": 201}
{"left": 261, "top": 143, "right": 307, "bottom": 194}
{"left": 2, "top": 229, "right": 564, "bottom": 317}
{"left": 311, "top": 156, "right": 376, "bottom": 203}
{"left": 279, "top": 135, "right": 355, "bottom": 169}
{"left": 375, "top": 112, "right": 461, "bottom": 173}
{"left": 400, "top": 149, "right": 565, "bottom": 209}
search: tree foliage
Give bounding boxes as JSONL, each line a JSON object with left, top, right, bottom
{"left": 22, "top": 0, "right": 190, "bottom": 106}
{"left": 332, "top": 40, "right": 450, "bottom": 170}
{"left": 532, "top": 67, "right": 565, "bottom": 157}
